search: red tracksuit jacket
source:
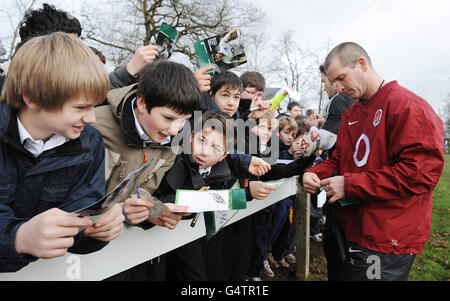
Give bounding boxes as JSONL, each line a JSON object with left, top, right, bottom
{"left": 308, "top": 81, "right": 445, "bottom": 254}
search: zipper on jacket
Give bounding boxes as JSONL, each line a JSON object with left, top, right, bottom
{"left": 144, "top": 151, "right": 149, "bottom": 163}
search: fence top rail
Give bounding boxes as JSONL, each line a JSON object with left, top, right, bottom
{"left": 0, "top": 176, "right": 299, "bottom": 281}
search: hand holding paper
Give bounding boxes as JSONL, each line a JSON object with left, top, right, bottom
{"left": 302, "top": 172, "right": 321, "bottom": 194}
{"left": 149, "top": 203, "right": 190, "bottom": 230}
{"left": 124, "top": 190, "right": 189, "bottom": 230}
{"left": 321, "top": 176, "right": 345, "bottom": 204}
{"left": 123, "top": 197, "right": 154, "bottom": 225}
{"left": 83, "top": 203, "right": 125, "bottom": 242}
{"left": 15, "top": 208, "right": 92, "bottom": 259}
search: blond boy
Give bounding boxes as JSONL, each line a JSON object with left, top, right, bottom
{"left": 0, "top": 33, "right": 124, "bottom": 272}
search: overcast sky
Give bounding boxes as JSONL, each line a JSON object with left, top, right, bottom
{"left": 257, "top": 0, "right": 450, "bottom": 112}
{"left": 1, "top": 0, "right": 449, "bottom": 113}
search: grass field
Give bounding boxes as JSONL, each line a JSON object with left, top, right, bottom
{"left": 408, "top": 154, "right": 450, "bottom": 281}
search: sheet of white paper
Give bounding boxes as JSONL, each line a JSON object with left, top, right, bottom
{"left": 176, "top": 190, "right": 230, "bottom": 212}
{"left": 317, "top": 190, "right": 327, "bottom": 208}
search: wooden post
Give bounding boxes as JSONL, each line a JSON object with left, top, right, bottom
{"left": 295, "top": 183, "right": 310, "bottom": 280}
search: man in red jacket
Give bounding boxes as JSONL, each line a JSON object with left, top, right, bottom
{"left": 303, "top": 42, "right": 445, "bottom": 281}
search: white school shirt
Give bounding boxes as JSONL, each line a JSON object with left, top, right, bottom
{"left": 199, "top": 166, "right": 212, "bottom": 178}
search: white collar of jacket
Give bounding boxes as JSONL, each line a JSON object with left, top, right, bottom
{"left": 199, "top": 166, "right": 212, "bottom": 177}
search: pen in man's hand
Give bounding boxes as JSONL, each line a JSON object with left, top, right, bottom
{"left": 190, "top": 213, "right": 200, "bottom": 227}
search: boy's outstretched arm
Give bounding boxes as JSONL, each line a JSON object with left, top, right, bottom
{"left": 248, "top": 181, "right": 277, "bottom": 200}
{"left": 228, "top": 154, "right": 271, "bottom": 178}
{"left": 122, "top": 197, "right": 190, "bottom": 230}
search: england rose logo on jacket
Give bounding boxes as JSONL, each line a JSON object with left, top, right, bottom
{"left": 373, "top": 109, "right": 383, "bottom": 127}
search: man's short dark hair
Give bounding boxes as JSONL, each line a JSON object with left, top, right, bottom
{"left": 210, "top": 71, "right": 243, "bottom": 96}
{"left": 18, "top": 3, "right": 82, "bottom": 46}
{"left": 240, "top": 71, "right": 266, "bottom": 91}
{"left": 324, "top": 42, "right": 372, "bottom": 72}
{"left": 136, "top": 60, "right": 201, "bottom": 115}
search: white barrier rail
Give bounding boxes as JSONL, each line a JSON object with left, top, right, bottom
{"left": 0, "top": 176, "right": 299, "bottom": 281}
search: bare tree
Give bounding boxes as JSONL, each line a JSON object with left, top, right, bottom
{"left": 315, "top": 38, "right": 333, "bottom": 115}
{"left": 236, "top": 23, "right": 281, "bottom": 79}
{"left": 81, "top": 0, "right": 268, "bottom": 69}
{"left": 272, "top": 30, "right": 323, "bottom": 111}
